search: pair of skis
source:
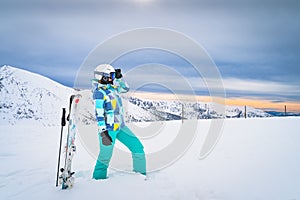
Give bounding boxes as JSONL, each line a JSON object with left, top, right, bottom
{"left": 56, "top": 94, "right": 81, "bottom": 189}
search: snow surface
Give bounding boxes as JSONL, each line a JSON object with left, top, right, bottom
{"left": 1, "top": 117, "right": 300, "bottom": 200}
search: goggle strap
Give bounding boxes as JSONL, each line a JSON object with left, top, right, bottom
{"left": 94, "top": 71, "right": 109, "bottom": 77}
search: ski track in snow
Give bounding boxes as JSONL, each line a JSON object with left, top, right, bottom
{"left": 0, "top": 117, "right": 300, "bottom": 200}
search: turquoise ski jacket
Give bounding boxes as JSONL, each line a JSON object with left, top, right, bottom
{"left": 92, "top": 78, "right": 129, "bottom": 132}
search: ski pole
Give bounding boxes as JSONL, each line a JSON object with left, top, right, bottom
{"left": 56, "top": 108, "right": 66, "bottom": 187}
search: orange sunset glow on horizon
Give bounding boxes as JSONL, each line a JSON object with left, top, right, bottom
{"left": 128, "top": 92, "right": 300, "bottom": 113}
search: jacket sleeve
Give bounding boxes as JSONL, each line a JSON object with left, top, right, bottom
{"left": 115, "top": 78, "right": 129, "bottom": 93}
{"left": 93, "top": 89, "right": 107, "bottom": 132}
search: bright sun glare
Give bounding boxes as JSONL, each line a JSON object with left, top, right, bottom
{"left": 131, "top": 0, "right": 154, "bottom": 4}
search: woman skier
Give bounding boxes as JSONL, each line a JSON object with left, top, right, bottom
{"left": 92, "top": 64, "right": 146, "bottom": 180}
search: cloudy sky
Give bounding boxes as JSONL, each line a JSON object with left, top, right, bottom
{"left": 1, "top": 0, "right": 299, "bottom": 111}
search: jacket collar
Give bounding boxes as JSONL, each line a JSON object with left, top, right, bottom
{"left": 98, "top": 83, "right": 117, "bottom": 90}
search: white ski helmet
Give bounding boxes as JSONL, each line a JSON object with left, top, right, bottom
{"left": 94, "top": 64, "right": 115, "bottom": 80}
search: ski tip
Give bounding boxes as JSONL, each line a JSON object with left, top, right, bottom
{"left": 75, "top": 98, "right": 80, "bottom": 104}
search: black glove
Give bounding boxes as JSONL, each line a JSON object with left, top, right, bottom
{"left": 100, "top": 130, "right": 113, "bottom": 146}
{"left": 115, "top": 68, "right": 123, "bottom": 79}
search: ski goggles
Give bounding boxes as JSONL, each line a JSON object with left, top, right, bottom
{"left": 94, "top": 71, "right": 115, "bottom": 80}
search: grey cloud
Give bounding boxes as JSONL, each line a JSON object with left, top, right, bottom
{"left": 1, "top": 0, "right": 299, "bottom": 98}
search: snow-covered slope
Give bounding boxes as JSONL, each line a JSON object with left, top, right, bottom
{"left": 0, "top": 65, "right": 73, "bottom": 125}
{"left": 0, "top": 117, "right": 299, "bottom": 200}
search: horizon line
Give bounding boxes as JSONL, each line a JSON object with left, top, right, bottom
{"left": 122, "top": 91, "right": 300, "bottom": 113}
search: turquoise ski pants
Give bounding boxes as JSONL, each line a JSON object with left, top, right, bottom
{"left": 93, "top": 126, "right": 146, "bottom": 179}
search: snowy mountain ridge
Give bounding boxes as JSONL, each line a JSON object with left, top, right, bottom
{"left": 0, "top": 65, "right": 73, "bottom": 125}
{"left": 0, "top": 65, "right": 271, "bottom": 126}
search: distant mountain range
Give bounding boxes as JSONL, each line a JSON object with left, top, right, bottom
{"left": 123, "top": 96, "right": 272, "bottom": 122}
{"left": 2, "top": 65, "right": 295, "bottom": 126}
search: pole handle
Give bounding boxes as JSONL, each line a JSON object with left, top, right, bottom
{"left": 61, "top": 108, "right": 66, "bottom": 126}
